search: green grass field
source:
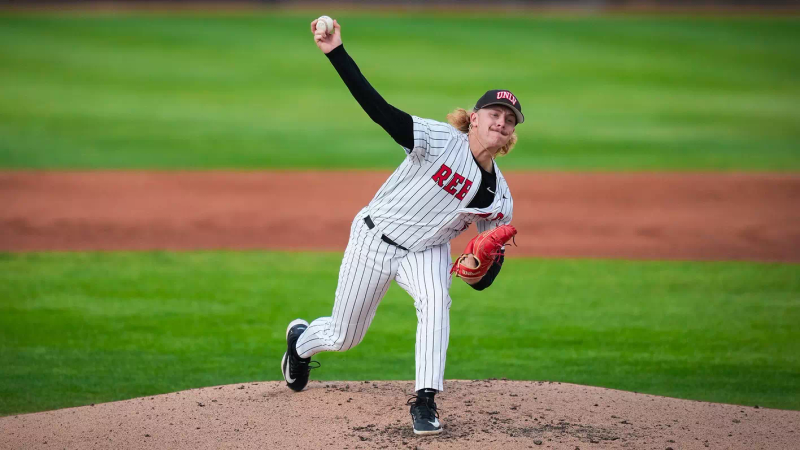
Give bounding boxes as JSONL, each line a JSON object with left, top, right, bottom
{"left": 1, "top": 14, "right": 799, "bottom": 170}
{"left": 2, "top": 13, "right": 798, "bottom": 418}
{"left": 1, "top": 252, "right": 798, "bottom": 415}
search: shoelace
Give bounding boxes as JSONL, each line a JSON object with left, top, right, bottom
{"left": 406, "top": 395, "right": 440, "bottom": 421}
{"left": 289, "top": 353, "right": 321, "bottom": 379}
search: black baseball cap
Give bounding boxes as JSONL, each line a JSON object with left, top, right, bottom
{"left": 474, "top": 89, "right": 524, "bottom": 124}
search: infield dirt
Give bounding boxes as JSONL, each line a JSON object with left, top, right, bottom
{"left": 2, "top": 171, "right": 799, "bottom": 261}
{"left": 2, "top": 380, "right": 798, "bottom": 450}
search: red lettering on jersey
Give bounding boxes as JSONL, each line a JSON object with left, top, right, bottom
{"left": 444, "top": 173, "right": 465, "bottom": 195}
{"left": 492, "top": 212, "right": 504, "bottom": 222}
{"left": 431, "top": 164, "right": 452, "bottom": 187}
{"left": 476, "top": 213, "right": 492, "bottom": 218}
{"left": 496, "top": 91, "right": 517, "bottom": 105}
{"left": 455, "top": 179, "right": 473, "bottom": 200}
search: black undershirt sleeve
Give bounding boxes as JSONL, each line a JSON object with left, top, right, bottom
{"left": 469, "top": 251, "right": 504, "bottom": 291}
{"left": 326, "top": 45, "right": 414, "bottom": 150}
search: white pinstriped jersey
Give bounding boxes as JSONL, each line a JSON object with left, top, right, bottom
{"left": 365, "top": 116, "right": 514, "bottom": 252}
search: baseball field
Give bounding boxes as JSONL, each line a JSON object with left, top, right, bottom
{"left": 1, "top": 11, "right": 799, "bottom": 449}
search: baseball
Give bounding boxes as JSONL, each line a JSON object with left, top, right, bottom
{"left": 316, "top": 16, "right": 334, "bottom": 35}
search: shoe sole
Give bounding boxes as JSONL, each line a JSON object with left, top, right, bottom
{"left": 281, "top": 319, "right": 310, "bottom": 390}
{"left": 413, "top": 428, "right": 443, "bottom": 436}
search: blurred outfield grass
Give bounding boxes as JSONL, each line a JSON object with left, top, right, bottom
{"left": 1, "top": 252, "right": 798, "bottom": 415}
{"left": 0, "top": 14, "right": 799, "bottom": 170}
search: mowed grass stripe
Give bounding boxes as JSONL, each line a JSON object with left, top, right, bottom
{"left": 0, "top": 15, "right": 798, "bottom": 170}
{"left": 0, "top": 251, "right": 798, "bottom": 415}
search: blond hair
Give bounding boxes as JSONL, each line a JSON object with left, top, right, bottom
{"left": 446, "top": 107, "right": 517, "bottom": 157}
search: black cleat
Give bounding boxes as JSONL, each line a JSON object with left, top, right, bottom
{"left": 408, "top": 395, "right": 442, "bottom": 435}
{"left": 281, "top": 319, "right": 318, "bottom": 392}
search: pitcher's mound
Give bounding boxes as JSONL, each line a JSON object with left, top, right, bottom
{"left": 2, "top": 380, "right": 797, "bottom": 449}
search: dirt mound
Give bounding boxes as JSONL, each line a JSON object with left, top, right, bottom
{"left": 2, "top": 171, "right": 799, "bottom": 262}
{"left": 2, "top": 380, "right": 797, "bottom": 450}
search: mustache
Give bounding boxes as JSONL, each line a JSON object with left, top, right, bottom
{"left": 488, "top": 127, "right": 510, "bottom": 136}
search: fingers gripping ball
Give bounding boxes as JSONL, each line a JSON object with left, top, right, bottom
{"left": 451, "top": 225, "right": 517, "bottom": 284}
{"left": 316, "top": 16, "right": 334, "bottom": 35}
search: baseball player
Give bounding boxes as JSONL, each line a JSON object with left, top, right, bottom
{"left": 281, "top": 17, "right": 523, "bottom": 436}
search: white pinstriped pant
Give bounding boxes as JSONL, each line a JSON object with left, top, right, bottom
{"left": 295, "top": 209, "right": 452, "bottom": 392}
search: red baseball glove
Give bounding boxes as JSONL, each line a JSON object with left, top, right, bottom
{"left": 451, "top": 225, "right": 517, "bottom": 284}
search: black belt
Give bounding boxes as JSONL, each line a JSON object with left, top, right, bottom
{"left": 364, "top": 215, "right": 408, "bottom": 251}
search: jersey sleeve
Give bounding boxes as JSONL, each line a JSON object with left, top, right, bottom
{"left": 405, "top": 116, "right": 457, "bottom": 161}
{"left": 475, "top": 211, "right": 513, "bottom": 233}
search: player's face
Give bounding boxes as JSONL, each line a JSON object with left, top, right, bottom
{"left": 473, "top": 106, "right": 516, "bottom": 150}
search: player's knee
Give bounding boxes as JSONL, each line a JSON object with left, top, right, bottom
{"left": 413, "top": 295, "right": 452, "bottom": 313}
{"left": 331, "top": 327, "right": 367, "bottom": 352}
{"left": 331, "top": 334, "right": 359, "bottom": 352}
